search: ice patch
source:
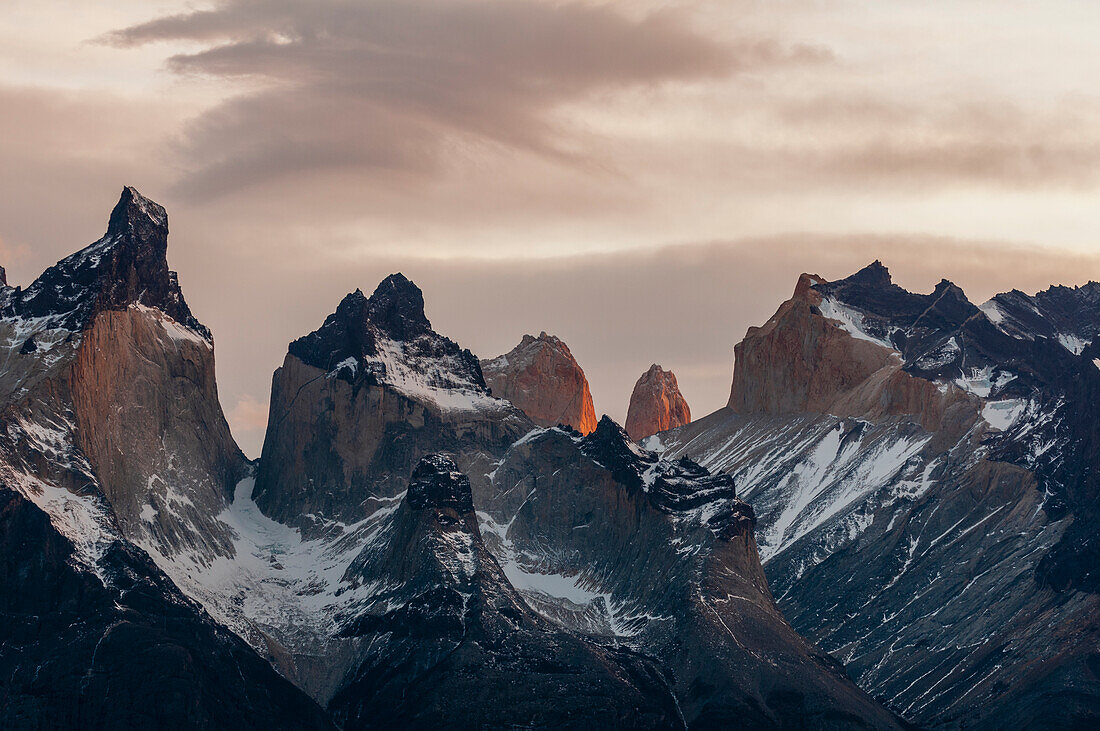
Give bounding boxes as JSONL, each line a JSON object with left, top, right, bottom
{"left": 982, "top": 399, "right": 1026, "bottom": 432}
{"left": 366, "top": 336, "right": 505, "bottom": 414}
{"left": 131, "top": 304, "right": 210, "bottom": 346}
{"left": 1056, "top": 333, "right": 1089, "bottom": 355}
{"left": 818, "top": 297, "right": 894, "bottom": 350}
{"left": 954, "top": 367, "right": 1015, "bottom": 398}
{"left": 979, "top": 299, "right": 1005, "bottom": 325}
{"left": 502, "top": 563, "right": 603, "bottom": 605}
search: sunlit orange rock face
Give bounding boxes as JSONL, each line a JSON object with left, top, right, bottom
{"left": 481, "top": 332, "right": 598, "bottom": 434}
{"left": 728, "top": 271, "right": 977, "bottom": 438}
{"left": 625, "top": 364, "right": 691, "bottom": 441}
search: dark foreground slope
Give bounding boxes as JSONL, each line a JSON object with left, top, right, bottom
{"left": 0, "top": 488, "right": 331, "bottom": 730}
{"left": 329, "top": 455, "right": 678, "bottom": 729}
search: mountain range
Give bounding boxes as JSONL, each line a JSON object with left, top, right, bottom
{"left": 1, "top": 188, "right": 1096, "bottom": 729}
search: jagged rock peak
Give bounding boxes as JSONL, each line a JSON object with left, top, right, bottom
{"left": 846, "top": 259, "right": 892, "bottom": 287}
{"left": 578, "top": 416, "right": 752, "bottom": 536}
{"left": 580, "top": 415, "right": 642, "bottom": 480}
{"left": 8, "top": 186, "right": 207, "bottom": 337}
{"left": 406, "top": 454, "right": 476, "bottom": 513}
{"left": 625, "top": 363, "right": 691, "bottom": 441}
{"left": 0, "top": 265, "right": 7, "bottom": 287}
{"left": 365, "top": 273, "right": 432, "bottom": 342}
{"left": 481, "top": 331, "right": 598, "bottom": 434}
{"left": 108, "top": 185, "right": 169, "bottom": 235}
{"left": 287, "top": 274, "right": 485, "bottom": 390}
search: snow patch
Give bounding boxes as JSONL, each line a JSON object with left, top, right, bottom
{"left": 818, "top": 297, "right": 894, "bottom": 350}
{"left": 982, "top": 399, "right": 1027, "bottom": 432}
{"left": 1056, "top": 333, "right": 1090, "bottom": 355}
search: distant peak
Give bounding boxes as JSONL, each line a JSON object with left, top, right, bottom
{"left": 584, "top": 416, "right": 634, "bottom": 454}
{"left": 794, "top": 272, "right": 827, "bottom": 297}
{"left": 108, "top": 186, "right": 168, "bottom": 236}
{"left": 522, "top": 331, "right": 560, "bottom": 346}
{"left": 406, "top": 454, "right": 475, "bottom": 513}
{"left": 10, "top": 185, "right": 205, "bottom": 335}
{"left": 933, "top": 278, "right": 967, "bottom": 298}
{"left": 848, "top": 260, "right": 892, "bottom": 287}
{"left": 580, "top": 416, "right": 649, "bottom": 489}
{"left": 366, "top": 273, "right": 431, "bottom": 341}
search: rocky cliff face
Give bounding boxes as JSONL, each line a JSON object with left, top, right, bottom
{"left": 625, "top": 364, "right": 690, "bottom": 441}
{"left": 481, "top": 332, "right": 598, "bottom": 434}
{"left": 477, "top": 417, "right": 902, "bottom": 728}
{"left": 661, "top": 262, "right": 1100, "bottom": 728}
{"left": 0, "top": 188, "right": 322, "bottom": 727}
{"left": 329, "top": 454, "right": 678, "bottom": 729}
{"left": 0, "top": 487, "right": 333, "bottom": 730}
{"left": 0, "top": 188, "right": 247, "bottom": 559}
{"left": 254, "top": 277, "right": 530, "bottom": 529}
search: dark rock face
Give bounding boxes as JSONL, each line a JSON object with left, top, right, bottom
{"left": 0, "top": 488, "right": 333, "bottom": 730}
{"left": 255, "top": 278, "right": 529, "bottom": 527}
{"left": 6, "top": 187, "right": 208, "bottom": 338}
{"left": 328, "top": 456, "right": 678, "bottom": 730}
{"left": 405, "top": 454, "right": 476, "bottom": 512}
{"left": 479, "top": 420, "right": 900, "bottom": 729}
{"left": 286, "top": 276, "right": 481, "bottom": 386}
{"left": 581, "top": 416, "right": 749, "bottom": 522}
{"left": 664, "top": 262, "right": 1100, "bottom": 728}
{"left": 625, "top": 364, "right": 691, "bottom": 441}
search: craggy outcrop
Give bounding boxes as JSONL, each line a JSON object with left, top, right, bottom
{"left": 625, "top": 364, "right": 691, "bottom": 440}
{"left": 477, "top": 418, "right": 901, "bottom": 729}
{"left": 481, "top": 332, "right": 598, "bottom": 434}
{"left": 3, "top": 188, "right": 247, "bottom": 558}
{"left": 328, "top": 455, "right": 678, "bottom": 730}
{"left": 254, "top": 277, "right": 530, "bottom": 528}
{"left": 663, "top": 261, "right": 1100, "bottom": 728}
{"left": 728, "top": 266, "right": 978, "bottom": 439}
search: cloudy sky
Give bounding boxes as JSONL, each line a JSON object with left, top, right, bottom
{"left": 4, "top": 0, "right": 1100, "bottom": 454}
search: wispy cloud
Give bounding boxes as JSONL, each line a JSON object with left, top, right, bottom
{"left": 105, "top": 0, "right": 828, "bottom": 197}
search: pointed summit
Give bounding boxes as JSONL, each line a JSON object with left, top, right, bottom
{"left": 846, "top": 260, "right": 892, "bottom": 288}
{"left": 108, "top": 186, "right": 169, "bottom": 237}
{"left": 366, "top": 273, "right": 432, "bottom": 341}
{"left": 9, "top": 186, "right": 206, "bottom": 336}
{"left": 481, "top": 332, "right": 598, "bottom": 434}
{"left": 625, "top": 364, "right": 691, "bottom": 441}
{"left": 287, "top": 275, "right": 484, "bottom": 389}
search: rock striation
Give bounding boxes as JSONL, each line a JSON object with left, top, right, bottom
{"left": 625, "top": 363, "right": 691, "bottom": 440}
{"left": 662, "top": 261, "right": 1100, "bottom": 728}
{"left": 481, "top": 332, "right": 598, "bottom": 434}
{"left": 477, "top": 417, "right": 901, "bottom": 728}
{"left": 329, "top": 454, "right": 678, "bottom": 729}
